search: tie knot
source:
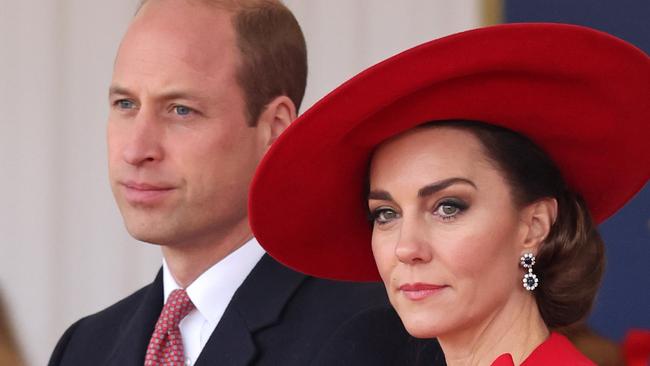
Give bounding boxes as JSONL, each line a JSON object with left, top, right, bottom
{"left": 145, "top": 289, "right": 194, "bottom": 365}
{"left": 158, "top": 289, "right": 195, "bottom": 333}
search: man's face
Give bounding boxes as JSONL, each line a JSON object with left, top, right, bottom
{"left": 108, "top": 0, "right": 266, "bottom": 247}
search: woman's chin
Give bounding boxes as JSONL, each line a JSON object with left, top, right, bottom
{"left": 398, "top": 312, "right": 448, "bottom": 339}
{"left": 405, "top": 326, "right": 440, "bottom": 339}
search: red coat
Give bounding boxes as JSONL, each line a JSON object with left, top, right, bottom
{"left": 492, "top": 332, "right": 594, "bottom": 366}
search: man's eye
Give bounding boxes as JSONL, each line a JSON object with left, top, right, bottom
{"left": 173, "top": 105, "right": 193, "bottom": 116}
{"left": 116, "top": 99, "right": 135, "bottom": 109}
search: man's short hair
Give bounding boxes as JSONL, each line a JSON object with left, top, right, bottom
{"left": 138, "top": 0, "right": 307, "bottom": 126}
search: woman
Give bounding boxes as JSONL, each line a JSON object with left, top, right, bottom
{"left": 249, "top": 23, "right": 649, "bottom": 365}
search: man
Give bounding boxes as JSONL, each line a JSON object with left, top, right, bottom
{"left": 48, "top": 0, "right": 442, "bottom": 365}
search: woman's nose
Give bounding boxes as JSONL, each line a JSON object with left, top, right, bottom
{"left": 394, "top": 216, "right": 433, "bottom": 264}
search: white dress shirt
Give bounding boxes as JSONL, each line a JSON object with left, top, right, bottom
{"left": 162, "top": 238, "right": 266, "bottom": 366}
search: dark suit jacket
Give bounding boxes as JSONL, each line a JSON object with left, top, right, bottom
{"left": 49, "top": 254, "right": 443, "bottom": 366}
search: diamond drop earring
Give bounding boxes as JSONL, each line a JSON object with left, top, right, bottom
{"left": 520, "top": 253, "right": 539, "bottom": 291}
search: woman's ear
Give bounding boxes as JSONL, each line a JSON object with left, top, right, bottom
{"left": 521, "top": 197, "right": 558, "bottom": 251}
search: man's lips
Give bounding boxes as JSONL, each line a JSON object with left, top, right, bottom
{"left": 398, "top": 283, "right": 448, "bottom": 301}
{"left": 120, "top": 181, "right": 176, "bottom": 204}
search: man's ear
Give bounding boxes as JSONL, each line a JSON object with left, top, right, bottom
{"left": 520, "top": 197, "right": 558, "bottom": 252}
{"left": 256, "top": 95, "right": 297, "bottom": 150}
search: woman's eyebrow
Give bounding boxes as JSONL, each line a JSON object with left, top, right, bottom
{"left": 418, "top": 177, "right": 477, "bottom": 197}
{"left": 368, "top": 190, "right": 393, "bottom": 201}
{"left": 368, "top": 178, "right": 476, "bottom": 201}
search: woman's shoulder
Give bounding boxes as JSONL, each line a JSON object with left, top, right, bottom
{"left": 491, "top": 332, "right": 595, "bottom": 366}
{"left": 522, "top": 332, "right": 594, "bottom": 366}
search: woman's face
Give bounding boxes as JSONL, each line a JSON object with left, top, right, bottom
{"left": 369, "top": 126, "right": 530, "bottom": 338}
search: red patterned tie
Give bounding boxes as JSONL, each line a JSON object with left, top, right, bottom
{"left": 144, "top": 289, "right": 195, "bottom": 366}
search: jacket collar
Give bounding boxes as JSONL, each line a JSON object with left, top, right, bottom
{"left": 105, "top": 269, "right": 164, "bottom": 366}
{"left": 102, "top": 254, "right": 306, "bottom": 366}
{"left": 196, "top": 254, "right": 307, "bottom": 366}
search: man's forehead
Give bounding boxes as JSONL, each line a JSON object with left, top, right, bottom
{"left": 111, "top": 42, "right": 233, "bottom": 94}
{"left": 116, "top": 0, "right": 239, "bottom": 74}
{"left": 130, "top": 0, "right": 235, "bottom": 44}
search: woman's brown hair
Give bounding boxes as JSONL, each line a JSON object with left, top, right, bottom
{"left": 427, "top": 120, "right": 605, "bottom": 328}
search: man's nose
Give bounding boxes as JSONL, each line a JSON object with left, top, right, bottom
{"left": 394, "top": 216, "right": 433, "bottom": 265}
{"left": 122, "top": 108, "right": 164, "bottom": 166}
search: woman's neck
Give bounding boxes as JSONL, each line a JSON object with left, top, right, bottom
{"left": 439, "top": 293, "right": 549, "bottom": 366}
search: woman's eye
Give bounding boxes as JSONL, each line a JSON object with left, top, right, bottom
{"left": 173, "top": 105, "right": 193, "bottom": 116}
{"left": 371, "top": 208, "right": 400, "bottom": 225}
{"left": 437, "top": 204, "right": 459, "bottom": 217}
{"left": 433, "top": 199, "right": 467, "bottom": 220}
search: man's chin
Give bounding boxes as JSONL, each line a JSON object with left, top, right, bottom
{"left": 127, "top": 232, "right": 167, "bottom": 246}
{"left": 123, "top": 220, "right": 175, "bottom": 246}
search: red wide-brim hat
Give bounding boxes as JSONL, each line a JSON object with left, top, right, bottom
{"left": 249, "top": 23, "right": 650, "bottom": 282}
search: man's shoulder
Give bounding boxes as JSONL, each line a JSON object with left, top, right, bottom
{"left": 48, "top": 279, "right": 159, "bottom": 366}
{"left": 294, "top": 277, "right": 444, "bottom": 365}
{"left": 255, "top": 271, "right": 444, "bottom": 366}
{"left": 55, "top": 281, "right": 153, "bottom": 339}
{"left": 240, "top": 256, "right": 441, "bottom": 365}
{"left": 76, "top": 282, "right": 155, "bottom": 328}
{"left": 311, "top": 305, "right": 445, "bottom": 366}
{"left": 298, "top": 275, "right": 388, "bottom": 309}
{"left": 246, "top": 254, "right": 389, "bottom": 314}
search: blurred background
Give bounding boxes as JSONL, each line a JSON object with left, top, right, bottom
{"left": 0, "top": 0, "right": 647, "bottom": 365}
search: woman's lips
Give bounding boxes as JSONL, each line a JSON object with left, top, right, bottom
{"left": 121, "top": 181, "right": 175, "bottom": 204}
{"left": 399, "top": 283, "right": 448, "bottom": 301}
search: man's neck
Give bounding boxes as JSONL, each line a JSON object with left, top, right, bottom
{"left": 161, "top": 219, "right": 254, "bottom": 288}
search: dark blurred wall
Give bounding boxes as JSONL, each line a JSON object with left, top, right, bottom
{"left": 505, "top": 0, "right": 650, "bottom": 341}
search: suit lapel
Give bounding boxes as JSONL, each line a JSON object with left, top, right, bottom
{"left": 195, "top": 255, "right": 307, "bottom": 366}
{"left": 105, "top": 269, "right": 164, "bottom": 366}
{"left": 193, "top": 309, "right": 257, "bottom": 365}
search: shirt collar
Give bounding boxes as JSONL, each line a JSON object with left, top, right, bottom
{"left": 162, "top": 237, "right": 266, "bottom": 327}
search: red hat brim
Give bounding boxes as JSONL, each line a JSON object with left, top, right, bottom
{"left": 250, "top": 23, "right": 650, "bottom": 282}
